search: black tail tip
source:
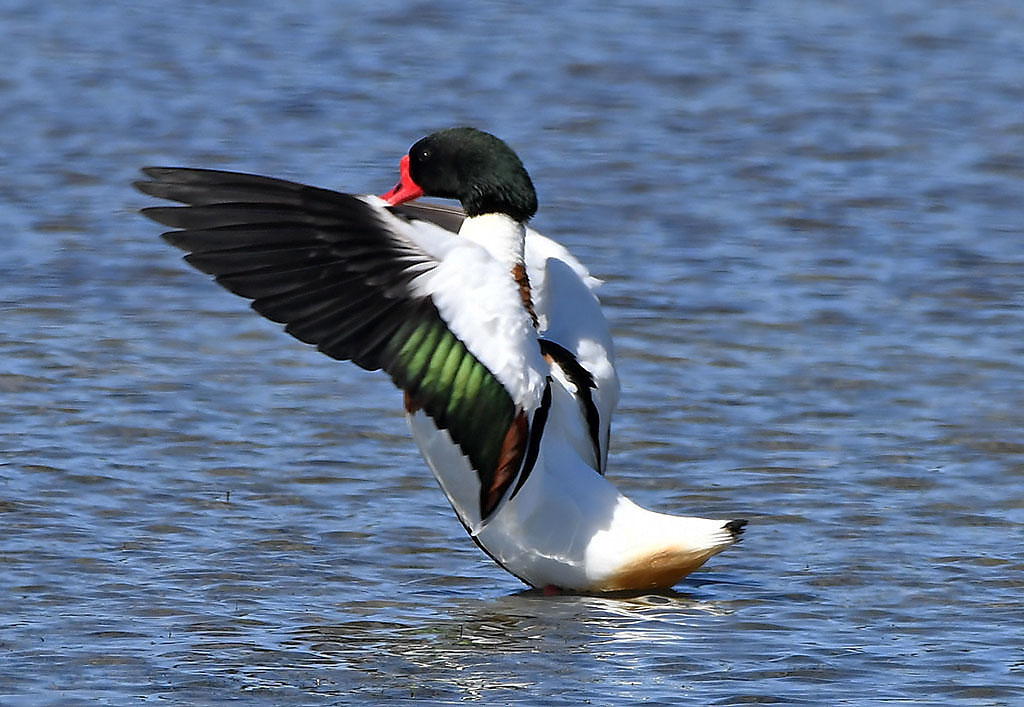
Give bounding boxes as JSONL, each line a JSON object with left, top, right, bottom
{"left": 725, "top": 519, "right": 748, "bottom": 539}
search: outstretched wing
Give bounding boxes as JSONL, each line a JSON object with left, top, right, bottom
{"left": 136, "top": 167, "right": 543, "bottom": 519}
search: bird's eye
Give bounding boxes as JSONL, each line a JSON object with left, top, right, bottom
{"left": 418, "top": 148, "right": 431, "bottom": 162}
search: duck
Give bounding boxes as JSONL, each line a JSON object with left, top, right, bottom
{"left": 136, "top": 127, "right": 746, "bottom": 593}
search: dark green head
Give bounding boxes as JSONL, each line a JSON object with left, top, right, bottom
{"left": 381, "top": 127, "right": 538, "bottom": 222}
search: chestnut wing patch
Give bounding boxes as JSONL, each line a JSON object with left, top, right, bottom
{"left": 137, "top": 167, "right": 523, "bottom": 518}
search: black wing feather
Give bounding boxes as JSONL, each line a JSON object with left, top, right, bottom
{"left": 539, "top": 338, "right": 604, "bottom": 474}
{"left": 388, "top": 201, "right": 467, "bottom": 234}
{"left": 137, "top": 167, "right": 522, "bottom": 518}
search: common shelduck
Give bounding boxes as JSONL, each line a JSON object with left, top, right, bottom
{"left": 136, "top": 127, "right": 746, "bottom": 592}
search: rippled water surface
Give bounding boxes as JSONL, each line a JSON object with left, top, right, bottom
{"left": 3, "top": 1, "right": 1024, "bottom": 704}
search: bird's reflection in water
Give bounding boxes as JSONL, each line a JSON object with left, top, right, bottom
{"left": 274, "top": 583, "right": 740, "bottom": 700}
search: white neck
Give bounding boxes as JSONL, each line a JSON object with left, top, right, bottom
{"left": 458, "top": 213, "right": 526, "bottom": 271}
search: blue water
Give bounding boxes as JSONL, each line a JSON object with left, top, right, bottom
{"left": 3, "top": 1, "right": 1023, "bottom": 704}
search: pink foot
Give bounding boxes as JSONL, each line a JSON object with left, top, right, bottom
{"left": 542, "top": 584, "right": 561, "bottom": 596}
